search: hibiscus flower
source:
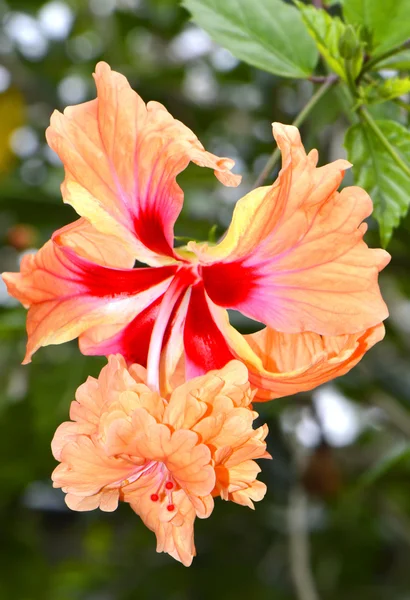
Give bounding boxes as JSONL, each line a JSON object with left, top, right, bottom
{"left": 52, "top": 355, "right": 269, "bottom": 566}
{"left": 2, "top": 62, "right": 389, "bottom": 400}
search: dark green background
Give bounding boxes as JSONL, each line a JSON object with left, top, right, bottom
{"left": 1, "top": 1, "right": 410, "bottom": 598}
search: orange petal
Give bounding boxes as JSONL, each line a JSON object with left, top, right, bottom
{"left": 2, "top": 237, "right": 176, "bottom": 362}
{"left": 53, "top": 217, "right": 135, "bottom": 268}
{"left": 164, "top": 360, "right": 250, "bottom": 430}
{"left": 46, "top": 62, "right": 241, "bottom": 267}
{"left": 214, "top": 460, "right": 267, "bottom": 509}
{"left": 244, "top": 324, "right": 386, "bottom": 401}
{"left": 166, "top": 430, "right": 215, "bottom": 503}
{"left": 194, "top": 123, "right": 389, "bottom": 336}
{"left": 128, "top": 489, "right": 197, "bottom": 567}
{"left": 68, "top": 355, "right": 163, "bottom": 432}
{"left": 230, "top": 480, "right": 268, "bottom": 509}
{"left": 52, "top": 435, "right": 134, "bottom": 508}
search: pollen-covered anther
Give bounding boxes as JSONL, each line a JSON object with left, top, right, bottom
{"left": 165, "top": 481, "right": 174, "bottom": 490}
{"left": 167, "top": 504, "right": 175, "bottom": 512}
{"left": 150, "top": 493, "right": 159, "bottom": 502}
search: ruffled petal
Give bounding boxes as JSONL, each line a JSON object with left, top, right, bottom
{"left": 52, "top": 435, "right": 134, "bottom": 509}
{"left": 215, "top": 459, "right": 267, "bottom": 509}
{"left": 3, "top": 237, "right": 176, "bottom": 363}
{"left": 68, "top": 354, "right": 162, "bottom": 431}
{"left": 46, "top": 62, "right": 241, "bottom": 267}
{"left": 164, "top": 360, "right": 249, "bottom": 430}
{"left": 166, "top": 430, "right": 215, "bottom": 503}
{"left": 128, "top": 488, "right": 197, "bottom": 567}
{"left": 195, "top": 123, "right": 389, "bottom": 336}
{"left": 218, "top": 317, "right": 385, "bottom": 401}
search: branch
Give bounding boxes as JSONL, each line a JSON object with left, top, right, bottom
{"left": 288, "top": 484, "right": 321, "bottom": 600}
{"left": 358, "top": 107, "right": 410, "bottom": 179}
{"left": 252, "top": 75, "right": 338, "bottom": 188}
{"left": 360, "top": 39, "right": 410, "bottom": 77}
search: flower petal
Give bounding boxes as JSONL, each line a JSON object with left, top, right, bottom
{"left": 52, "top": 435, "right": 133, "bottom": 508}
{"left": 53, "top": 217, "right": 135, "bottom": 268}
{"left": 215, "top": 459, "right": 267, "bottom": 509}
{"left": 46, "top": 62, "right": 241, "bottom": 267}
{"left": 78, "top": 295, "right": 163, "bottom": 364}
{"left": 183, "top": 283, "right": 234, "bottom": 378}
{"left": 3, "top": 238, "right": 176, "bottom": 362}
{"left": 164, "top": 360, "right": 248, "bottom": 429}
{"left": 67, "top": 354, "right": 161, "bottom": 432}
{"left": 220, "top": 318, "right": 385, "bottom": 401}
{"left": 166, "top": 430, "right": 215, "bottom": 502}
{"left": 128, "top": 488, "right": 197, "bottom": 567}
{"left": 195, "top": 124, "right": 389, "bottom": 336}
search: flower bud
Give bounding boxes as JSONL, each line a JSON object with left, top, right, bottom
{"left": 338, "top": 25, "right": 361, "bottom": 60}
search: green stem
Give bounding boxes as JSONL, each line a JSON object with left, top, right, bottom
{"left": 359, "top": 107, "right": 410, "bottom": 179}
{"left": 252, "top": 75, "right": 338, "bottom": 188}
{"left": 393, "top": 98, "right": 410, "bottom": 113}
{"left": 360, "top": 39, "right": 410, "bottom": 77}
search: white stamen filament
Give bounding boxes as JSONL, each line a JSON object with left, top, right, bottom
{"left": 146, "top": 268, "right": 191, "bottom": 393}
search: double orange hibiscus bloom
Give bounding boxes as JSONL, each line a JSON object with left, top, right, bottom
{"left": 3, "top": 63, "right": 389, "bottom": 565}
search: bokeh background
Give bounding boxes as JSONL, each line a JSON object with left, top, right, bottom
{"left": 1, "top": 1, "right": 410, "bottom": 598}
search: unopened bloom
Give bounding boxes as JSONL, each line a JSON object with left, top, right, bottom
{"left": 3, "top": 62, "right": 389, "bottom": 400}
{"left": 51, "top": 355, "right": 269, "bottom": 566}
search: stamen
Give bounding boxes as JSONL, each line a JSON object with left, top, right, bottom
{"left": 150, "top": 493, "right": 159, "bottom": 502}
{"left": 165, "top": 481, "right": 174, "bottom": 490}
{"left": 167, "top": 504, "right": 175, "bottom": 512}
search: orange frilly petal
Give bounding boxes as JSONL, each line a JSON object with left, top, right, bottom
{"left": 127, "top": 489, "right": 197, "bottom": 567}
{"left": 193, "top": 123, "right": 390, "bottom": 337}
{"left": 46, "top": 62, "right": 241, "bottom": 267}
{"left": 214, "top": 314, "right": 385, "bottom": 400}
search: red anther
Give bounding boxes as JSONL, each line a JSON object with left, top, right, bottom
{"left": 165, "top": 481, "right": 174, "bottom": 490}
{"left": 167, "top": 504, "right": 175, "bottom": 512}
{"left": 150, "top": 494, "right": 159, "bottom": 502}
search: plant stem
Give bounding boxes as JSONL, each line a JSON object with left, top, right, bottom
{"left": 360, "top": 39, "right": 410, "bottom": 77}
{"left": 252, "top": 75, "right": 338, "bottom": 188}
{"left": 358, "top": 107, "right": 410, "bottom": 179}
{"left": 288, "top": 486, "right": 321, "bottom": 600}
{"left": 393, "top": 98, "right": 410, "bottom": 113}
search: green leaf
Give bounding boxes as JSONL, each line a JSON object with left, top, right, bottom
{"left": 345, "top": 119, "right": 410, "bottom": 245}
{"left": 296, "top": 3, "right": 362, "bottom": 81}
{"left": 360, "top": 77, "right": 410, "bottom": 105}
{"left": 343, "top": 0, "right": 410, "bottom": 57}
{"left": 181, "top": 0, "right": 318, "bottom": 78}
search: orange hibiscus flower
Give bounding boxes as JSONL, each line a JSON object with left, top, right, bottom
{"left": 51, "top": 355, "right": 269, "bottom": 566}
{"left": 3, "top": 62, "right": 389, "bottom": 400}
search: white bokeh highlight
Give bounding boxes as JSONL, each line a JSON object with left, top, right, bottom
{"left": 38, "top": 1, "right": 74, "bottom": 40}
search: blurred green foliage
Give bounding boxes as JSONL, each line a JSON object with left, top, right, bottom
{"left": 1, "top": 0, "right": 410, "bottom": 599}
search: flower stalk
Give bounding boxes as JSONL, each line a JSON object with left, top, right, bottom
{"left": 252, "top": 75, "right": 338, "bottom": 188}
